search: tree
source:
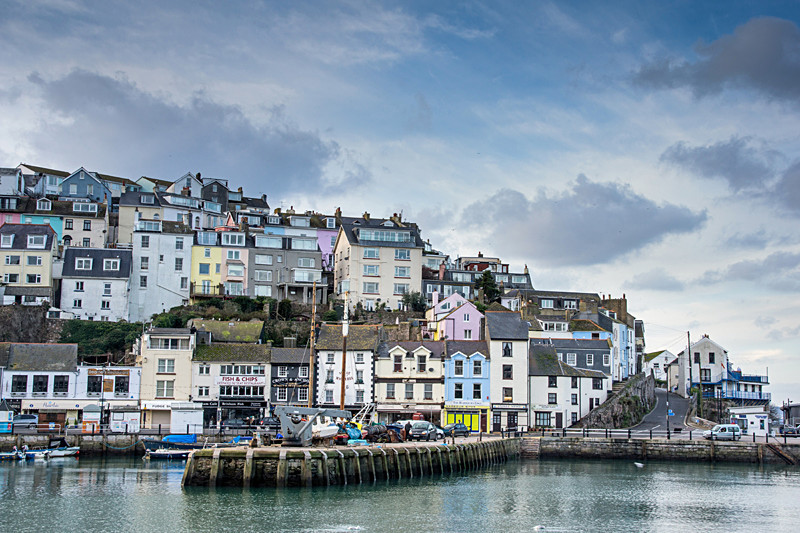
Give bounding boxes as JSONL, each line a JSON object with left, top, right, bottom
{"left": 474, "top": 270, "right": 501, "bottom": 303}
{"left": 277, "top": 299, "right": 293, "bottom": 320}
{"left": 322, "top": 309, "right": 339, "bottom": 322}
{"left": 401, "top": 291, "right": 427, "bottom": 312}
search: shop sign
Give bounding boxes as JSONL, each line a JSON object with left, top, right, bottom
{"left": 215, "top": 375, "right": 266, "bottom": 386}
{"left": 88, "top": 368, "right": 131, "bottom": 376}
{"left": 490, "top": 403, "right": 527, "bottom": 411}
{"left": 200, "top": 400, "right": 267, "bottom": 408}
{"left": 271, "top": 377, "right": 309, "bottom": 387}
{"left": 446, "top": 400, "right": 486, "bottom": 407}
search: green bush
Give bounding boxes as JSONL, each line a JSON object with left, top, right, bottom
{"left": 60, "top": 320, "right": 143, "bottom": 358}
{"left": 322, "top": 310, "right": 339, "bottom": 322}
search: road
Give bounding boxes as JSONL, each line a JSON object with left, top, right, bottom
{"left": 633, "top": 388, "right": 690, "bottom": 431}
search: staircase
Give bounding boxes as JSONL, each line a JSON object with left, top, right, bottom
{"left": 520, "top": 437, "right": 542, "bottom": 458}
{"left": 765, "top": 443, "right": 798, "bottom": 465}
{"left": 607, "top": 380, "right": 627, "bottom": 400}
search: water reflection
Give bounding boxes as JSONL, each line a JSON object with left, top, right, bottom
{"left": 0, "top": 457, "right": 798, "bottom": 532}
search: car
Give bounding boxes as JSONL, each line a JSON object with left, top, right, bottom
{"left": 780, "top": 426, "right": 799, "bottom": 436}
{"left": 408, "top": 421, "right": 440, "bottom": 441}
{"left": 443, "top": 423, "right": 471, "bottom": 437}
{"left": 13, "top": 414, "right": 38, "bottom": 429}
{"left": 703, "top": 424, "right": 742, "bottom": 441}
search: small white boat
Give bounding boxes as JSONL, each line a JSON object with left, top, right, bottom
{"left": 46, "top": 438, "right": 80, "bottom": 457}
{"left": 144, "top": 448, "right": 191, "bottom": 460}
{"left": 0, "top": 449, "right": 24, "bottom": 461}
{"left": 312, "top": 416, "right": 339, "bottom": 439}
{"left": 24, "top": 448, "right": 50, "bottom": 460}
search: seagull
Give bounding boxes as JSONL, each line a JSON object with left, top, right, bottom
{"left": 634, "top": 462, "right": 645, "bottom": 468}
{"left": 533, "top": 526, "right": 545, "bottom": 531}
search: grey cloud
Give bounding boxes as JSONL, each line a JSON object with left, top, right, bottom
{"left": 634, "top": 17, "right": 800, "bottom": 101}
{"left": 26, "top": 70, "right": 355, "bottom": 198}
{"left": 773, "top": 161, "right": 800, "bottom": 215}
{"left": 626, "top": 268, "right": 685, "bottom": 291}
{"left": 459, "top": 175, "right": 707, "bottom": 267}
{"left": 755, "top": 316, "right": 776, "bottom": 328}
{"left": 723, "top": 229, "right": 771, "bottom": 250}
{"left": 660, "top": 136, "right": 776, "bottom": 191}
{"left": 697, "top": 251, "right": 800, "bottom": 290}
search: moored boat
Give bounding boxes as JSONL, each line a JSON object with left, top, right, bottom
{"left": 144, "top": 448, "right": 192, "bottom": 460}
{"left": 0, "top": 448, "right": 25, "bottom": 461}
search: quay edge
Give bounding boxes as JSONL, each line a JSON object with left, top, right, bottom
{"left": 181, "top": 437, "right": 521, "bottom": 487}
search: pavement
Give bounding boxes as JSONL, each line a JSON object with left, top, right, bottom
{"left": 632, "top": 388, "right": 690, "bottom": 432}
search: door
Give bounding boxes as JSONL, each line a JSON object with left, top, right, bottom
{"left": 480, "top": 411, "right": 488, "bottom": 433}
{"left": 555, "top": 412, "right": 563, "bottom": 429}
{"left": 492, "top": 412, "right": 501, "bottom": 432}
{"left": 507, "top": 412, "right": 518, "bottom": 430}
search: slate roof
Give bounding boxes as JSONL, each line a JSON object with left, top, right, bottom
{"left": 338, "top": 215, "right": 425, "bottom": 249}
{"left": 161, "top": 221, "right": 194, "bottom": 234}
{"left": 0, "top": 224, "right": 56, "bottom": 250}
{"left": 549, "top": 338, "right": 611, "bottom": 351}
{"left": 62, "top": 248, "right": 132, "bottom": 279}
{"left": 444, "top": 340, "right": 489, "bottom": 358}
{"left": 244, "top": 196, "right": 270, "bottom": 210}
{"left": 6, "top": 343, "right": 78, "bottom": 372}
{"left": 119, "top": 191, "right": 161, "bottom": 207}
{"left": 315, "top": 324, "right": 380, "bottom": 351}
{"left": 190, "top": 319, "right": 264, "bottom": 343}
{"left": 0, "top": 343, "right": 11, "bottom": 367}
{"left": 568, "top": 319, "right": 606, "bottom": 332}
{"left": 0, "top": 168, "right": 19, "bottom": 176}
{"left": 148, "top": 328, "right": 193, "bottom": 335}
{"left": 644, "top": 350, "right": 668, "bottom": 362}
{"left": 528, "top": 344, "right": 607, "bottom": 378}
{"left": 193, "top": 343, "right": 271, "bottom": 362}
{"left": 271, "top": 348, "right": 310, "bottom": 364}
{"left": 379, "top": 341, "right": 445, "bottom": 359}
{"left": 485, "top": 311, "right": 529, "bottom": 340}
{"left": 26, "top": 199, "right": 107, "bottom": 217}
{"left": 19, "top": 164, "right": 70, "bottom": 177}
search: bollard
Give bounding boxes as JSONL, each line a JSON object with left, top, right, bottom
{"left": 753, "top": 433, "right": 756, "bottom": 442}
{"left": 187, "top": 424, "right": 190, "bottom": 434}
{"left": 605, "top": 428, "right": 609, "bottom": 438}
{"left": 667, "top": 428, "right": 670, "bottom": 440}
{"left": 628, "top": 429, "right": 631, "bottom": 439}
{"left": 689, "top": 430, "right": 692, "bottom": 440}
{"left": 649, "top": 429, "right": 652, "bottom": 440}
{"left": 125, "top": 423, "right": 128, "bottom": 435}
{"left": 158, "top": 424, "right": 162, "bottom": 436}
{"left": 563, "top": 428, "right": 566, "bottom": 438}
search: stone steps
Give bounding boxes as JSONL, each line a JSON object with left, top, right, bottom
{"left": 520, "top": 436, "right": 541, "bottom": 458}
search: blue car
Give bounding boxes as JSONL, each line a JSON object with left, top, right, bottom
{"left": 443, "top": 423, "right": 470, "bottom": 437}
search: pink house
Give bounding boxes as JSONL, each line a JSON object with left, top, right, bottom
{"left": 426, "top": 292, "right": 484, "bottom": 341}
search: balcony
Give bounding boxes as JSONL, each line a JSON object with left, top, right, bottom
{"left": 728, "top": 370, "right": 769, "bottom": 383}
{"left": 702, "top": 390, "right": 771, "bottom": 401}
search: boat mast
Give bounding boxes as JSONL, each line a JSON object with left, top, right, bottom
{"left": 308, "top": 281, "right": 317, "bottom": 408}
{"left": 340, "top": 291, "right": 349, "bottom": 411}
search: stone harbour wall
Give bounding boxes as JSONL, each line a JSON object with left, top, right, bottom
{"left": 575, "top": 373, "right": 655, "bottom": 429}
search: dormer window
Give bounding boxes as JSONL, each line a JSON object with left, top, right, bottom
{"left": 140, "top": 195, "right": 154, "bottom": 205}
{"left": 382, "top": 220, "right": 394, "bottom": 227}
{"left": 1, "top": 234, "right": 13, "bottom": 248}
{"left": 75, "top": 258, "right": 92, "bottom": 270}
{"left": 27, "top": 235, "right": 46, "bottom": 249}
{"left": 37, "top": 199, "right": 51, "bottom": 211}
{"left": 73, "top": 202, "right": 98, "bottom": 213}
{"left": 267, "top": 216, "right": 279, "bottom": 224}
{"left": 221, "top": 233, "right": 244, "bottom": 246}
{"left": 326, "top": 218, "right": 336, "bottom": 229}
{"left": 103, "top": 258, "right": 120, "bottom": 271}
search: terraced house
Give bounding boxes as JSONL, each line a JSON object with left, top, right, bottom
{"left": 60, "top": 248, "right": 132, "bottom": 322}
{"left": 314, "top": 324, "right": 379, "bottom": 410}
{"left": 0, "top": 224, "right": 57, "bottom": 305}
{"left": 374, "top": 341, "right": 445, "bottom": 424}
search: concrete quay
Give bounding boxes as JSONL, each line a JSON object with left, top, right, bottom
{"left": 181, "top": 436, "right": 520, "bottom": 487}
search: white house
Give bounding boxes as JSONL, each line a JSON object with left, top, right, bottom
{"left": 729, "top": 405, "right": 771, "bottom": 437}
{"left": 60, "top": 248, "right": 132, "bottom": 322}
{"left": 314, "top": 324, "right": 379, "bottom": 410}
{"left": 643, "top": 349, "right": 677, "bottom": 382}
{"left": 486, "top": 311, "right": 530, "bottom": 432}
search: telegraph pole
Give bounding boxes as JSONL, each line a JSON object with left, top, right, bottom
{"left": 308, "top": 281, "right": 317, "bottom": 408}
{"left": 339, "top": 291, "right": 349, "bottom": 411}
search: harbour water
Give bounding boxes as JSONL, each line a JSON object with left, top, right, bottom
{"left": 1, "top": 456, "right": 798, "bottom": 532}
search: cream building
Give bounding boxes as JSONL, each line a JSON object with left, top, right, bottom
{"left": 118, "top": 191, "right": 163, "bottom": 245}
{"left": 0, "top": 223, "right": 58, "bottom": 305}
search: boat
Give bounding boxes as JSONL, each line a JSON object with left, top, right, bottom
{"left": 144, "top": 448, "right": 192, "bottom": 460}
{"left": 312, "top": 416, "right": 339, "bottom": 439}
{"left": 142, "top": 434, "right": 250, "bottom": 451}
{"left": 46, "top": 437, "right": 80, "bottom": 457}
{"left": 0, "top": 449, "right": 25, "bottom": 461}
{"left": 22, "top": 446, "right": 50, "bottom": 460}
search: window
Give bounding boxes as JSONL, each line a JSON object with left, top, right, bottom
{"left": 87, "top": 375, "right": 102, "bottom": 393}
{"left": 254, "top": 269, "right": 272, "bottom": 282}
{"left": 199, "top": 263, "right": 209, "bottom": 275}
{"left": 363, "top": 264, "right": 379, "bottom": 276}
{"left": 65, "top": 219, "right": 73, "bottom": 230}
{"left": 535, "top": 412, "right": 551, "bottom": 427}
{"left": 327, "top": 353, "right": 335, "bottom": 364}
{"left": 473, "top": 359, "right": 482, "bottom": 376}
{"left": 224, "top": 281, "right": 243, "bottom": 295}
{"left": 503, "top": 365, "right": 513, "bottom": 380}
{"left": 540, "top": 299, "right": 554, "bottom": 309}
{"left": 227, "top": 250, "right": 241, "bottom": 260}
{"left": 297, "top": 366, "right": 308, "bottom": 378}
{"left": 694, "top": 352, "right": 700, "bottom": 364}
{"left": 83, "top": 220, "right": 91, "bottom": 231}
{"left": 363, "top": 248, "right": 379, "bottom": 259}
{"left": 417, "top": 354, "right": 426, "bottom": 373}
{"left": 298, "top": 388, "right": 309, "bottom": 402}
{"left": 503, "top": 387, "right": 513, "bottom": 402}
{"left": 53, "top": 375, "right": 69, "bottom": 393}
{"left": 355, "top": 369, "right": 364, "bottom": 384}
{"left": 140, "top": 275, "right": 147, "bottom": 288}
{"left": 363, "top": 282, "right": 379, "bottom": 294}
{"left": 198, "top": 386, "right": 209, "bottom": 397}
{"left": 198, "top": 365, "right": 210, "bottom": 375}
{"left": 73, "top": 299, "right": 82, "bottom": 308}
{"left": 27, "top": 255, "right": 42, "bottom": 266}
{"left": 221, "top": 233, "right": 244, "bottom": 246}
{"left": 603, "top": 353, "right": 610, "bottom": 366}
{"left": 700, "top": 369, "right": 711, "bottom": 382}
{"left": 103, "top": 282, "right": 111, "bottom": 296}
{"left": 37, "top": 199, "right": 51, "bottom": 211}
{"left": 103, "top": 259, "right": 119, "bottom": 271}
{"left": 203, "top": 248, "right": 211, "bottom": 259}
{"left": 298, "top": 257, "right": 315, "bottom": 268}
{"left": 101, "top": 300, "right": 110, "bottom": 310}
{"left": 255, "top": 235, "right": 282, "bottom": 248}
{"left": 454, "top": 359, "right": 463, "bottom": 376}
{"left": 548, "top": 376, "right": 557, "bottom": 388}
{"left": 82, "top": 238, "right": 90, "bottom": 247}
{"left": 141, "top": 235, "right": 150, "bottom": 248}
{"left": 11, "top": 375, "right": 27, "bottom": 393}
{"left": 33, "top": 375, "right": 48, "bottom": 393}
{"left": 571, "top": 377, "right": 578, "bottom": 389}
{"left": 473, "top": 383, "right": 481, "bottom": 400}
{"left": 423, "top": 383, "right": 433, "bottom": 400}
{"left": 156, "top": 380, "right": 174, "bottom": 398}
{"left": 157, "top": 359, "right": 175, "bottom": 373}
{"left": 548, "top": 393, "right": 557, "bottom": 405}
{"left": 26, "top": 273, "right": 41, "bottom": 284}
{"left": 75, "top": 281, "right": 84, "bottom": 291}
{"left": 464, "top": 329, "right": 472, "bottom": 339}
{"left": 3, "top": 273, "right": 18, "bottom": 283}
{"left": 403, "top": 383, "right": 413, "bottom": 400}
{"left": 174, "top": 258, "right": 183, "bottom": 272}
{"left": 5, "top": 255, "right": 19, "bottom": 265}
{"left": 586, "top": 354, "right": 594, "bottom": 366}
{"left": 114, "top": 376, "right": 129, "bottom": 394}
{"left": 325, "top": 389, "right": 334, "bottom": 403}
{"left": 76, "top": 258, "right": 92, "bottom": 270}
{"left": 394, "top": 266, "right": 410, "bottom": 278}
{"left": 395, "top": 249, "right": 410, "bottom": 260}
{"left": 567, "top": 353, "right": 576, "bottom": 365}
{"left": 0, "top": 234, "right": 12, "bottom": 247}
{"left": 502, "top": 342, "right": 512, "bottom": 357}
{"left": 255, "top": 254, "right": 272, "bottom": 265}
{"left": 355, "top": 390, "right": 364, "bottom": 404}
{"left": 180, "top": 277, "right": 188, "bottom": 290}
{"left": 393, "top": 354, "right": 402, "bottom": 372}
{"left": 593, "top": 378, "right": 603, "bottom": 390}
{"left": 278, "top": 366, "right": 288, "bottom": 377}
{"left": 454, "top": 383, "right": 463, "bottom": 399}
{"left": 393, "top": 283, "right": 409, "bottom": 295}
{"left": 386, "top": 383, "right": 395, "bottom": 399}
{"left": 653, "top": 363, "right": 660, "bottom": 369}
{"left": 709, "top": 352, "right": 715, "bottom": 364}
{"left": 326, "top": 369, "right": 334, "bottom": 383}
{"left": 174, "top": 237, "right": 184, "bottom": 250}
{"left": 571, "top": 393, "right": 578, "bottom": 405}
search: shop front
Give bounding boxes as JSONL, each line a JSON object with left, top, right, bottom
{"left": 200, "top": 400, "right": 269, "bottom": 428}
{"left": 24, "top": 399, "right": 106, "bottom": 431}
{"left": 141, "top": 400, "right": 175, "bottom": 429}
{"left": 443, "top": 400, "right": 490, "bottom": 432}
{"left": 375, "top": 403, "right": 443, "bottom": 425}
{"left": 490, "top": 403, "right": 529, "bottom": 433}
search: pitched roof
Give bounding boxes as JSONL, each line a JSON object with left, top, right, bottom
{"left": 0, "top": 342, "right": 11, "bottom": 367}
{"left": 119, "top": 190, "right": 161, "bottom": 207}
{"left": 271, "top": 347, "right": 310, "bottom": 364}
{"left": 549, "top": 338, "right": 611, "bottom": 351}
{"left": 61, "top": 248, "right": 132, "bottom": 278}
{"left": 568, "top": 319, "right": 606, "bottom": 332}
{"left": 528, "top": 344, "right": 606, "bottom": 378}
{"left": 26, "top": 199, "right": 107, "bottom": 217}
{"left": 338, "top": 216, "right": 424, "bottom": 249}
{"left": 6, "top": 343, "right": 78, "bottom": 372}
{"left": 644, "top": 350, "right": 668, "bottom": 362}
{"left": 485, "top": 311, "right": 529, "bottom": 340}
{"left": 193, "top": 344, "right": 271, "bottom": 362}
{"left": 315, "top": 324, "right": 380, "bottom": 351}
{"left": 382, "top": 341, "right": 446, "bottom": 359}
{"left": 19, "top": 164, "right": 70, "bottom": 177}
{"left": 190, "top": 319, "right": 264, "bottom": 343}
{"left": 0, "top": 223, "right": 56, "bottom": 250}
{"left": 444, "top": 340, "right": 489, "bottom": 358}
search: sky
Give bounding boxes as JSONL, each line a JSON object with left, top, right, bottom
{"left": 0, "top": 0, "right": 798, "bottom": 404}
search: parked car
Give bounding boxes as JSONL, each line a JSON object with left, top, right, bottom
{"left": 13, "top": 414, "right": 38, "bottom": 429}
{"left": 408, "top": 421, "right": 440, "bottom": 441}
{"left": 703, "top": 424, "right": 742, "bottom": 441}
{"left": 443, "top": 423, "right": 471, "bottom": 437}
{"left": 780, "top": 426, "right": 799, "bottom": 436}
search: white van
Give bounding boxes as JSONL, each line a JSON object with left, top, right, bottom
{"left": 703, "top": 424, "right": 742, "bottom": 441}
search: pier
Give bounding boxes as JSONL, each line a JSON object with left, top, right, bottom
{"left": 181, "top": 437, "right": 520, "bottom": 487}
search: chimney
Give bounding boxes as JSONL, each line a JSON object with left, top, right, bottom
{"left": 438, "top": 262, "right": 445, "bottom": 280}
{"left": 363, "top": 211, "right": 370, "bottom": 221}
{"left": 196, "top": 172, "right": 201, "bottom": 180}
{"left": 432, "top": 291, "right": 439, "bottom": 307}
{"left": 524, "top": 264, "right": 529, "bottom": 275}
{"left": 238, "top": 186, "right": 243, "bottom": 193}
{"left": 478, "top": 251, "right": 483, "bottom": 258}
{"left": 261, "top": 194, "right": 268, "bottom": 203}
{"left": 335, "top": 207, "right": 342, "bottom": 219}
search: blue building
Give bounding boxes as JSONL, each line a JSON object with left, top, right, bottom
{"left": 443, "top": 340, "right": 491, "bottom": 433}
{"left": 59, "top": 168, "right": 113, "bottom": 204}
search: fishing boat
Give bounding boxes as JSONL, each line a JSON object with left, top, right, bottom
{"left": 144, "top": 448, "right": 192, "bottom": 460}
{"left": 0, "top": 448, "right": 24, "bottom": 461}
{"left": 46, "top": 437, "right": 80, "bottom": 458}
{"left": 22, "top": 446, "right": 50, "bottom": 461}
{"left": 312, "top": 416, "right": 339, "bottom": 439}
{"left": 142, "top": 434, "right": 250, "bottom": 451}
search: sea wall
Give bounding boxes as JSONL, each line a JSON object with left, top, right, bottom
{"left": 574, "top": 373, "right": 655, "bottom": 428}
{"left": 182, "top": 438, "right": 520, "bottom": 487}
{"left": 536, "top": 437, "right": 800, "bottom": 465}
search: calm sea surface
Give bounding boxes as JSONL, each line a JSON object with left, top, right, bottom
{"left": 1, "top": 455, "right": 798, "bottom": 532}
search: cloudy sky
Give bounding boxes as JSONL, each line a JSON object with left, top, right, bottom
{"left": 1, "top": 1, "right": 798, "bottom": 403}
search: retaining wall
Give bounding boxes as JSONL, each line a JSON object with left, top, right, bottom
{"left": 182, "top": 438, "right": 520, "bottom": 487}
